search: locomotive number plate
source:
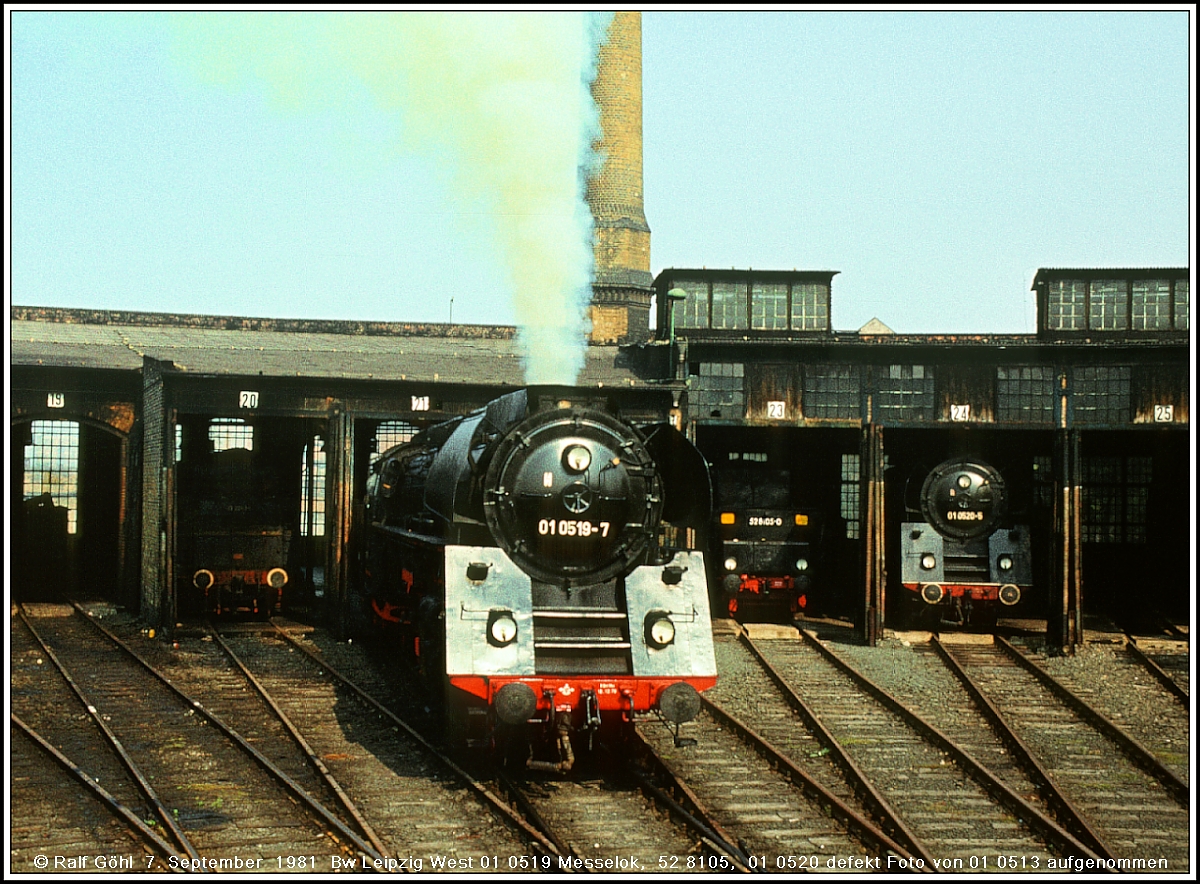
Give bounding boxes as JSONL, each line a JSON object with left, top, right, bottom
{"left": 537, "top": 519, "right": 611, "bottom": 538}
{"left": 748, "top": 516, "right": 784, "bottom": 527}
{"left": 946, "top": 510, "right": 984, "bottom": 521}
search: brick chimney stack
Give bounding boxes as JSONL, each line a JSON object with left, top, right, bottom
{"left": 587, "top": 11, "right": 652, "bottom": 345}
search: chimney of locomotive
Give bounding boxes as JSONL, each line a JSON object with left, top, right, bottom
{"left": 587, "top": 11, "right": 653, "bottom": 346}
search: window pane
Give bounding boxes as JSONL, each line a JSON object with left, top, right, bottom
{"left": 875, "top": 365, "right": 935, "bottom": 421}
{"left": 300, "top": 437, "right": 326, "bottom": 537}
{"left": 1072, "top": 366, "right": 1131, "bottom": 425}
{"left": 1047, "top": 279, "right": 1085, "bottom": 330}
{"left": 209, "top": 418, "right": 253, "bottom": 451}
{"left": 840, "top": 453, "right": 860, "bottom": 539}
{"left": 1132, "top": 279, "right": 1170, "bottom": 330}
{"left": 672, "top": 278, "right": 709, "bottom": 328}
{"left": 1175, "top": 280, "right": 1189, "bottom": 331}
{"left": 1089, "top": 279, "right": 1128, "bottom": 330}
{"left": 24, "top": 420, "right": 80, "bottom": 535}
{"left": 750, "top": 282, "right": 788, "bottom": 330}
{"left": 710, "top": 280, "right": 748, "bottom": 329}
{"left": 996, "top": 366, "right": 1055, "bottom": 422}
{"left": 1082, "top": 455, "right": 1150, "bottom": 544}
{"left": 373, "top": 420, "right": 418, "bottom": 463}
{"left": 689, "top": 362, "right": 744, "bottom": 415}
{"left": 804, "top": 364, "right": 860, "bottom": 419}
{"left": 791, "top": 283, "right": 830, "bottom": 331}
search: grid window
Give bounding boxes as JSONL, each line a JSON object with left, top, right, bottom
{"left": 791, "top": 283, "right": 830, "bottom": 331}
{"left": 23, "top": 420, "right": 80, "bottom": 535}
{"left": 300, "top": 437, "right": 326, "bottom": 537}
{"left": 1082, "top": 456, "right": 1150, "bottom": 543}
{"left": 1131, "top": 279, "right": 1171, "bottom": 330}
{"left": 1032, "top": 455, "right": 1054, "bottom": 511}
{"left": 1175, "top": 280, "right": 1189, "bottom": 331}
{"left": 672, "top": 278, "right": 710, "bottom": 328}
{"left": 1082, "top": 457, "right": 1122, "bottom": 543}
{"left": 996, "top": 366, "right": 1055, "bottom": 422}
{"left": 840, "top": 453, "right": 860, "bottom": 540}
{"left": 803, "top": 365, "right": 861, "bottom": 419}
{"left": 1072, "top": 366, "right": 1131, "bottom": 425}
{"left": 750, "top": 282, "right": 789, "bottom": 330}
{"left": 710, "top": 280, "right": 748, "bottom": 330}
{"left": 689, "top": 362, "right": 744, "bottom": 416}
{"left": 208, "top": 418, "right": 253, "bottom": 451}
{"left": 373, "top": 420, "right": 418, "bottom": 464}
{"left": 1047, "top": 279, "right": 1086, "bottom": 330}
{"left": 875, "top": 365, "right": 935, "bottom": 421}
{"left": 1089, "top": 279, "right": 1128, "bottom": 331}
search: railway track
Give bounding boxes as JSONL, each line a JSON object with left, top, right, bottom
{"left": 636, "top": 634, "right": 944, "bottom": 874}
{"left": 838, "top": 631, "right": 1189, "bottom": 873}
{"left": 211, "top": 622, "right": 549, "bottom": 868}
{"left": 14, "top": 600, "right": 1189, "bottom": 876}
{"left": 1029, "top": 639, "right": 1189, "bottom": 783}
{"left": 1123, "top": 637, "right": 1190, "bottom": 707}
{"left": 490, "top": 766, "right": 722, "bottom": 874}
{"left": 10, "top": 718, "right": 176, "bottom": 873}
{"left": 742, "top": 631, "right": 1101, "bottom": 873}
{"left": 940, "top": 637, "right": 1189, "bottom": 868}
{"left": 10, "top": 603, "right": 350, "bottom": 871}
{"left": 10, "top": 602, "right": 564, "bottom": 873}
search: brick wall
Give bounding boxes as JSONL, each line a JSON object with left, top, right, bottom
{"left": 588, "top": 11, "right": 652, "bottom": 343}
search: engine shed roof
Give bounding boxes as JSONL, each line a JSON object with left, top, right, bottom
{"left": 9, "top": 307, "right": 660, "bottom": 387}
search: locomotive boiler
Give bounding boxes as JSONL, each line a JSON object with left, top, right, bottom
{"left": 900, "top": 457, "right": 1032, "bottom": 626}
{"left": 361, "top": 387, "right": 716, "bottom": 770}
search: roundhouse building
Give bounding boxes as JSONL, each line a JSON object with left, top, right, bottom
{"left": 9, "top": 12, "right": 1190, "bottom": 649}
{"left": 655, "top": 266, "right": 1190, "bottom": 647}
{"left": 10, "top": 265, "right": 1189, "bottom": 650}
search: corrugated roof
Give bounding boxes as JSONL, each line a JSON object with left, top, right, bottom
{"left": 9, "top": 311, "right": 661, "bottom": 387}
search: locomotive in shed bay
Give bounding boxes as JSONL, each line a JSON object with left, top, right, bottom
{"left": 179, "top": 446, "right": 291, "bottom": 619}
{"left": 710, "top": 453, "right": 823, "bottom": 623}
{"left": 900, "top": 457, "right": 1033, "bottom": 627}
{"left": 360, "top": 387, "right": 717, "bottom": 771}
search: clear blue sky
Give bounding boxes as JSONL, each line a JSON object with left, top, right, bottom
{"left": 7, "top": 8, "right": 1194, "bottom": 335}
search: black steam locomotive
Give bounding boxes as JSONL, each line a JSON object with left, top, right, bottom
{"left": 900, "top": 457, "right": 1032, "bottom": 626}
{"left": 180, "top": 447, "right": 291, "bottom": 618}
{"left": 361, "top": 387, "right": 716, "bottom": 770}
{"left": 711, "top": 462, "right": 822, "bottom": 623}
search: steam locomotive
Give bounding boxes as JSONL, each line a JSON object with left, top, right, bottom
{"left": 181, "top": 447, "right": 291, "bottom": 618}
{"left": 711, "top": 461, "right": 822, "bottom": 623}
{"left": 900, "top": 457, "right": 1032, "bottom": 626}
{"left": 361, "top": 387, "right": 717, "bottom": 770}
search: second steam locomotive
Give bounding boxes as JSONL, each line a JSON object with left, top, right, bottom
{"left": 900, "top": 457, "right": 1032, "bottom": 625}
{"left": 711, "top": 457, "right": 822, "bottom": 623}
{"left": 361, "top": 387, "right": 716, "bottom": 770}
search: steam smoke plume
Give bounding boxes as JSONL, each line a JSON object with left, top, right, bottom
{"left": 174, "top": 12, "right": 609, "bottom": 385}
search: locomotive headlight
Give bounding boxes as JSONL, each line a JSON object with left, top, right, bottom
{"left": 563, "top": 444, "right": 592, "bottom": 473}
{"left": 724, "top": 556, "right": 739, "bottom": 572}
{"left": 921, "top": 553, "right": 937, "bottom": 570}
{"left": 957, "top": 474, "right": 972, "bottom": 489}
{"left": 645, "top": 613, "right": 676, "bottom": 649}
{"left": 488, "top": 611, "right": 518, "bottom": 647}
{"left": 998, "top": 555, "right": 1014, "bottom": 572}
{"left": 795, "top": 558, "right": 809, "bottom": 572}
{"left": 266, "top": 568, "right": 288, "bottom": 589}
